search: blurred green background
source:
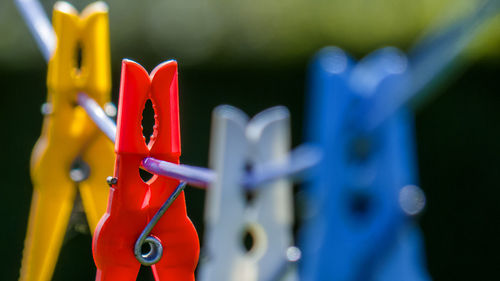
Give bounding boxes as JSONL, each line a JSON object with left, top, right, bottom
{"left": 1, "top": 0, "right": 500, "bottom": 280}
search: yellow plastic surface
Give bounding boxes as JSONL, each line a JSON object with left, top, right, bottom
{"left": 19, "top": 2, "right": 114, "bottom": 281}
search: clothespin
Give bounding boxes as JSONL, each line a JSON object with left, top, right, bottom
{"left": 198, "top": 105, "right": 298, "bottom": 281}
{"left": 20, "top": 2, "right": 113, "bottom": 281}
{"left": 299, "top": 47, "right": 430, "bottom": 281}
{"left": 92, "top": 60, "right": 199, "bottom": 281}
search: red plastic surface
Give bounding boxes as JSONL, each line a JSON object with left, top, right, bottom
{"left": 92, "top": 59, "right": 199, "bottom": 281}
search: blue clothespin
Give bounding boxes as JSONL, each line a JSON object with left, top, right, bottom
{"left": 298, "top": 47, "right": 430, "bottom": 281}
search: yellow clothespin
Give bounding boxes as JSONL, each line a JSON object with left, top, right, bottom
{"left": 20, "top": 2, "right": 114, "bottom": 281}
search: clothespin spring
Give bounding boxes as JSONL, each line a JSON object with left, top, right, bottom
{"left": 133, "top": 181, "right": 187, "bottom": 266}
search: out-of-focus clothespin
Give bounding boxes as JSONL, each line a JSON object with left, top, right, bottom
{"left": 92, "top": 59, "right": 199, "bottom": 281}
{"left": 20, "top": 2, "right": 114, "bottom": 281}
{"left": 299, "top": 47, "right": 430, "bottom": 281}
{"left": 198, "top": 105, "right": 298, "bottom": 281}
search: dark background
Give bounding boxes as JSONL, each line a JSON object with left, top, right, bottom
{"left": 1, "top": 0, "right": 499, "bottom": 280}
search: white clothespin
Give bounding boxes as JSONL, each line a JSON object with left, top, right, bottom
{"left": 198, "top": 105, "right": 298, "bottom": 281}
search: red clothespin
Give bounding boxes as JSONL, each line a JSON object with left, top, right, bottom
{"left": 92, "top": 59, "right": 199, "bottom": 281}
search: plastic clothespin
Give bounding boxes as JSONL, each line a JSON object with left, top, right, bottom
{"left": 198, "top": 105, "right": 297, "bottom": 281}
{"left": 92, "top": 60, "right": 199, "bottom": 281}
{"left": 299, "top": 47, "right": 430, "bottom": 281}
{"left": 20, "top": 2, "right": 113, "bottom": 281}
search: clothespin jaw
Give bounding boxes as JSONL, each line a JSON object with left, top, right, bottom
{"left": 93, "top": 59, "right": 198, "bottom": 281}
{"left": 299, "top": 47, "right": 430, "bottom": 281}
{"left": 47, "top": 1, "right": 111, "bottom": 100}
{"left": 115, "top": 59, "right": 181, "bottom": 160}
{"left": 199, "top": 105, "right": 296, "bottom": 281}
{"left": 21, "top": 2, "right": 114, "bottom": 281}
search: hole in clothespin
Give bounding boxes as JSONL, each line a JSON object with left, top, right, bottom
{"left": 69, "top": 158, "right": 90, "bottom": 183}
{"left": 245, "top": 190, "right": 257, "bottom": 204}
{"left": 242, "top": 228, "right": 255, "bottom": 252}
{"left": 347, "top": 191, "right": 373, "bottom": 221}
{"left": 142, "top": 99, "right": 155, "bottom": 145}
{"left": 240, "top": 224, "right": 267, "bottom": 256}
{"left": 139, "top": 168, "right": 154, "bottom": 183}
{"left": 75, "top": 43, "right": 83, "bottom": 71}
{"left": 244, "top": 162, "right": 257, "bottom": 204}
{"left": 348, "top": 136, "right": 373, "bottom": 162}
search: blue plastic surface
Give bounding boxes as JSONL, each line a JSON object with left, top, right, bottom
{"left": 299, "top": 47, "right": 431, "bottom": 281}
